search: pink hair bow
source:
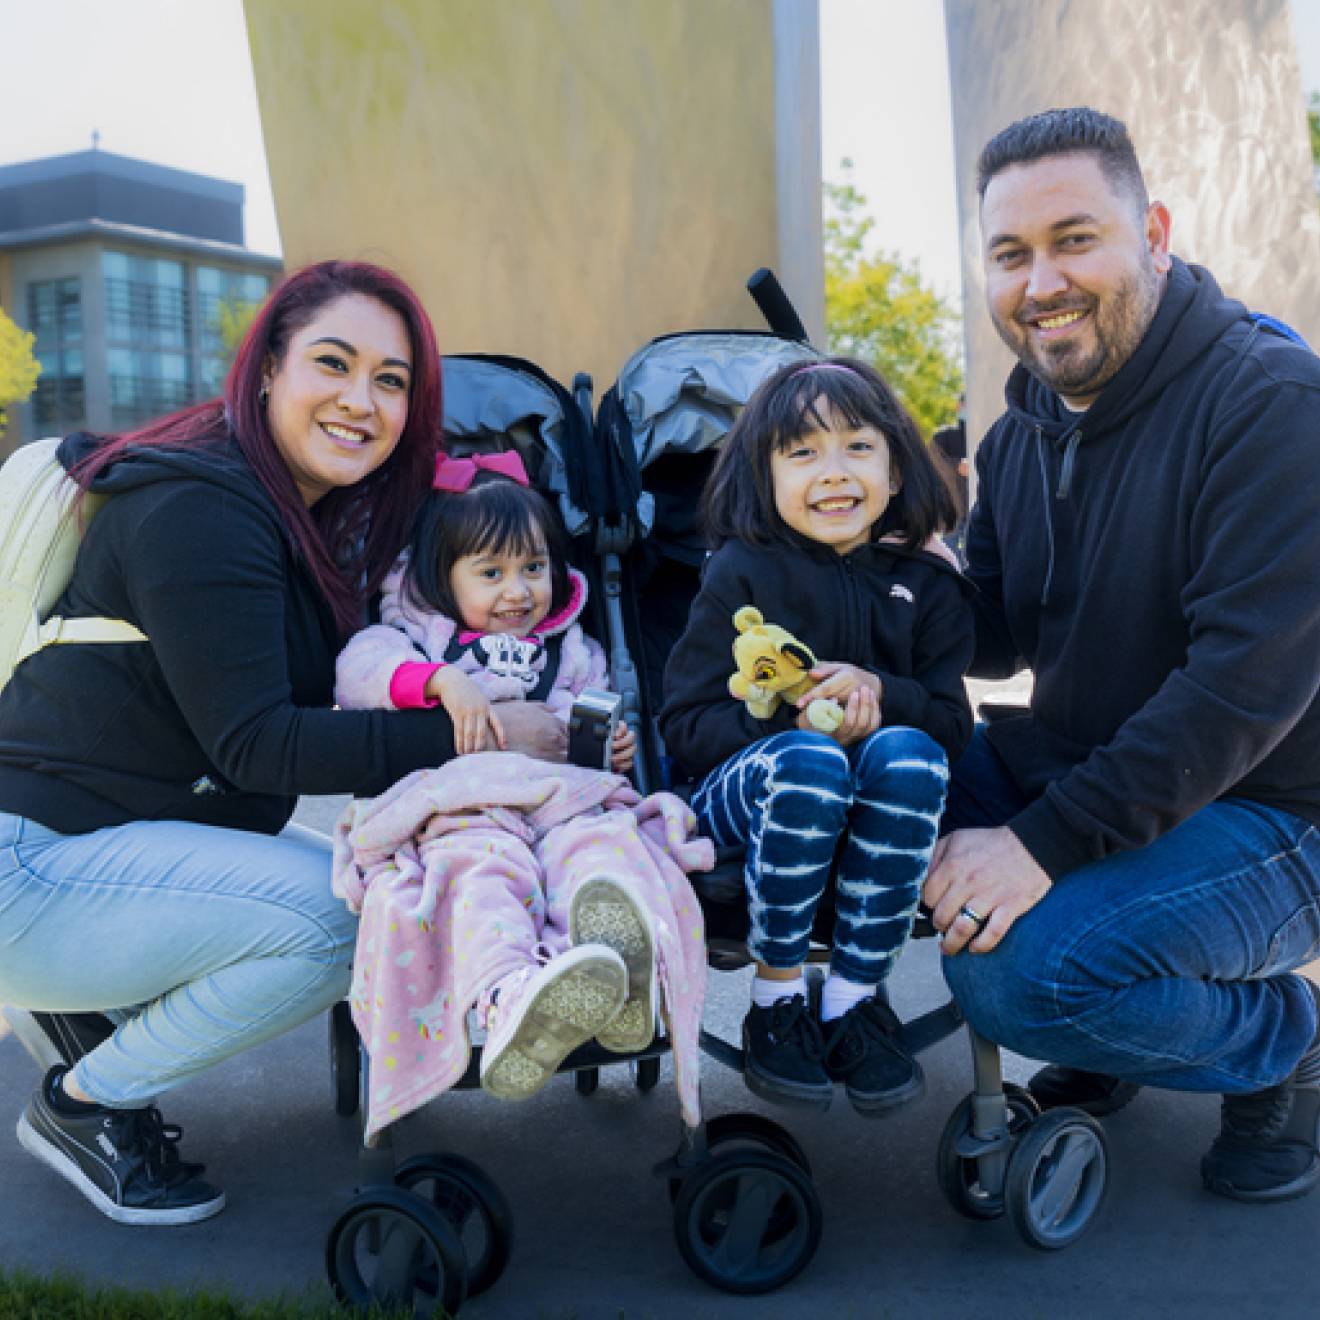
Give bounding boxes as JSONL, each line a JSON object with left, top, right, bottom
{"left": 433, "top": 449, "right": 530, "bottom": 492}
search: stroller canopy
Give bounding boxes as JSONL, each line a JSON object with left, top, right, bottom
{"left": 608, "top": 331, "right": 820, "bottom": 534}
{"left": 440, "top": 355, "right": 592, "bottom": 537}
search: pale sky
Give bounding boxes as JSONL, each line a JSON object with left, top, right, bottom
{"left": 1, "top": 0, "right": 1318, "bottom": 308}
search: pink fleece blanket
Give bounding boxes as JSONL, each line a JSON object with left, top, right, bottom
{"left": 332, "top": 753, "right": 712, "bottom": 1140}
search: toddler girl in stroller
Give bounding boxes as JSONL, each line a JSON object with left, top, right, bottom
{"left": 333, "top": 453, "right": 711, "bottom": 1138}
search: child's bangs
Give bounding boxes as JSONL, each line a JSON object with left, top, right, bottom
{"left": 771, "top": 370, "right": 880, "bottom": 449}
{"left": 463, "top": 493, "right": 548, "bottom": 562}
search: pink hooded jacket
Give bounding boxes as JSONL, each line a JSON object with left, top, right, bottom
{"left": 335, "top": 555, "right": 607, "bottom": 715}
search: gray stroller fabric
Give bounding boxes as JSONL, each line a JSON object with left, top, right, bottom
{"left": 613, "top": 333, "right": 819, "bottom": 532}
{"left": 441, "top": 357, "right": 589, "bottom": 536}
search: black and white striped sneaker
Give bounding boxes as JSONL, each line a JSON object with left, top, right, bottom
{"left": 16, "top": 1067, "right": 225, "bottom": 1225}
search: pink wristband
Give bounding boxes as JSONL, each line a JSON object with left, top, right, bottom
{"left": 390, "top": 662, "right": 443, "bottom": 709}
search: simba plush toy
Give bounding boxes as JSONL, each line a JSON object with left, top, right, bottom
{"left": 728, "top": 606, "right": 844, "bottom": 733}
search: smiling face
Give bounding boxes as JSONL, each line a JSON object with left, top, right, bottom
{"left": 981, "top": 153, "right": 1171, "bottom": 408}
{"left": 449, "top": 540, "right": 554, "bottom": 636}
{"left": 263, "top": 292, "right": 413, "bottom": 505}
{"left": 769, "top": 399, "right": 894, "bottom": 556}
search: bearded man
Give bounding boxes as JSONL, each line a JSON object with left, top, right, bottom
{"left": 925, "top": 106, "right": 1320, "bottom": 1204}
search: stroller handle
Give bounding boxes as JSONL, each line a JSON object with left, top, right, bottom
{"left": 746, "top": 268, "right": 810, "bottom": 343}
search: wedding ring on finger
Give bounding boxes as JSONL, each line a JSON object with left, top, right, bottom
{"left": 958, "top": 904, "right": 989, "bottom": 930}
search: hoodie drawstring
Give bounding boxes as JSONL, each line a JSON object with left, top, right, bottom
{"left": 1035, "top": 427, "right": 1057, "bottom": 607}
{"left": 1057, "top": 429, "right": 1082, "bottom": 500}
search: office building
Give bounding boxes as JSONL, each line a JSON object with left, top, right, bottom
{"left": 0, "top": 147, "right": 282, "bottom": 450}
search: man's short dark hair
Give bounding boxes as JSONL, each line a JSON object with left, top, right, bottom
{"left": 976, "top": 107, "right": 1149, "bottom": 215}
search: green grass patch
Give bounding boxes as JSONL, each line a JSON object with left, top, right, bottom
{"left": 0, "top": 1268, "right": 414, "bottom": 1320}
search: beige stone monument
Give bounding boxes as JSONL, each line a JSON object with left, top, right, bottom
{"left": 244, "top": 0, "right": 823, "bottom": 391}
{"left": 944, "top": 0, "right": 1320, "bottom": 447}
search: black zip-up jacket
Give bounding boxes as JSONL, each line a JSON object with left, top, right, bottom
{"left": 0, "top": 433, "right": 456, "bottom": 835}
{"left": 969, "top": 258, "right": 1320, "bottom": 878}
{"left": 659, "top": 536, "right": 975, "bottom": 782}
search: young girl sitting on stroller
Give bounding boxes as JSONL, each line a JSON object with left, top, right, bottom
{"left": 659, "top": 357, "right": 974, "bottom": 1115}
{"left": 334, "top": 452, "right": 709, "bottom": 1134}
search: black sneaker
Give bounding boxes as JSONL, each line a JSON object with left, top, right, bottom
{"left": 1201, "top": 982, "right": 1320, "bottom": 1205}
{"left": 822, "top": 997, "right": 925, "bottom": 1115}
{"left": 16, "top": 1067, "right": 225, "bottom": 1225}
{"left": 743, "top": 996, "right": 832, "bottom": 1110}
{"left": 1028, "top": 1066, "right": 1141, "bottom": 1117}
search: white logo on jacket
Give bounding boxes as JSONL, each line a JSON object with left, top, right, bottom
{"left": 890, "top": 585, "right": 915, "bottom": 604}
{"left": 476, "top": 634, "right": 545, "bottom": 693}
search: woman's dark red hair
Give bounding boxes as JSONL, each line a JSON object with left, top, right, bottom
{"left": 71, "top": 260, "right": 443, "bottom": 636}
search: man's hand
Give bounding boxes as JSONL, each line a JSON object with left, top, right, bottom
{"left": 496, "top": 701, "right": 568, "bottom": 762}
{"left": 429, "top": 667, "right": 505, "bottom": 755}
{"left": 611, "top": 722, "right": 637, "bottom": 774}
{"left": 923, "top": 825, "right": 1052, "bottom": 954}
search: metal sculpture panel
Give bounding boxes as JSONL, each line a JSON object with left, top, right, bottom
{"left": 945, "top": 0, "right": 1320, "bottom": 446}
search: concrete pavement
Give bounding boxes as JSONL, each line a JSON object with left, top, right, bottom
{"left": 3, "top": 784, "right": 1317, "bottom": 1319}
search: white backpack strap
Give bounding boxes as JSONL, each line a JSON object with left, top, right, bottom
{"left": 0, "top": 437, "right": 147, "bottom": 688}
{"left": 35, "top": 615, "right": 148, "bottom": 650}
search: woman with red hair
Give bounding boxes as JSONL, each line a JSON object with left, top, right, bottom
{"left": 0, "top": 261, "right": 563, "bottom": 1225}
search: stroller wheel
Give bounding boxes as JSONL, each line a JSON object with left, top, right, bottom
{"left": 632, "top": 1055, "right": 662, "bottom": 1093}
{"left": 574, "top": 1067, "right": 600, "bottom": 1097}
{"left": 329, "top": 1001, "right": 360, "bottom": 1118}
{"left": 326, "top": 1186, "right": 467, "bottom": 1316}
{"left": 669, "top": 1111, "right": 812, "bottom": 1202}
{"left": 395, "top": 1153, "right": 514, "bottom": 1298}
{"left": 671, "top": 1148, "right": 821, "bottom": 1295}
{"left": 1005, "top": 1108, "right": 1108, "bottom": 1250}
{"left": 935, "top": 1086, "right": 1039, "bottom": 1221}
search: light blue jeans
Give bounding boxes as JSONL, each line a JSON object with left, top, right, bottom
{"left": 941, "top": 728, "right": 1320, "bottom": 1094}
{"left": 0, "top": 811, "right": 355, "bottom": 1108}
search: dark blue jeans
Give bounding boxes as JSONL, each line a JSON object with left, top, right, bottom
{"left": 941, "top": 728, "right": 1320, "bottom": 1094}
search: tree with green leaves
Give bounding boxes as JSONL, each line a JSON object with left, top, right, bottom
{"left": 217, "top": 297, "right": 262, "bottom": 367}
{"left": 823, "top": 163, "right": 963, "bottom": 437}
{"left": 0, "top": 307, "right": 40, "bottom": 440}
{"left": 1309, "top": 93, "right": 1319, "bottom": 199}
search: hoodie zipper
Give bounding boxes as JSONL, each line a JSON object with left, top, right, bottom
{"left": 839, "top": 554, "right": 863, "bottom": 656}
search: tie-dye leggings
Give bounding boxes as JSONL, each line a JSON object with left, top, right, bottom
{"left": 692, "top": 727, "right": 948, "bottom": 984}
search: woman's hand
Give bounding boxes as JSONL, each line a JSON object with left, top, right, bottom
{"left": 797, "top": 683, "right": 879, "bottom": 747}
{"left": 611, "top": 722, "right": 638, "bottom": 774}
{"left": 496, "top": 701, "right": 568, "bottom": 762}
{"left": 428, "top": 668, "right": 505, "bottom": 755}
{"left": 795, "top": 661, "right": 882, "bottom": 711}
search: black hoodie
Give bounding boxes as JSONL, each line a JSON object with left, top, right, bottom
{"left": 659, "top": 536, "right": 975, "bottom": 783}
{"left": 969, "top": 258, "right": 1320, "bottom": 878}
{"left": 0, "top": 433, "right": 455, "bottom": 835}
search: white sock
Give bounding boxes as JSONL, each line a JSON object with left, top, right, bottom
{"left": 821, "top": 973, "right": 877, "bottom": 1022}
{"left": 752, "top": 974, "right": 807, "bottom": 1009}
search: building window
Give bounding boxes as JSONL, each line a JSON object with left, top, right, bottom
{"left": 28, "top": 277, "right": 85, "bottom": 430}
{"left": 196, "top": 266, "right": 270, "bottom": 396}
{"left": 103, "top": 252, "right": 192, "bottom": 426}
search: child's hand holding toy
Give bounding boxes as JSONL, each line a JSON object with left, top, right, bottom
{"left": 726, "top": 606, "right": 845, "bottom": 734}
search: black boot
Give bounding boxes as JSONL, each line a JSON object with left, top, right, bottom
{"left": 1201, "top": 980, "right": 1320, "bottom": 1204}
{"left": 1028, "top": 1065, "right": 1141, "bottom": 1116}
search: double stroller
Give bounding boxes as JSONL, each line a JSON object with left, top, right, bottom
{"left": 2, "top": 273, "right": 1110, "bottom": 1316}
